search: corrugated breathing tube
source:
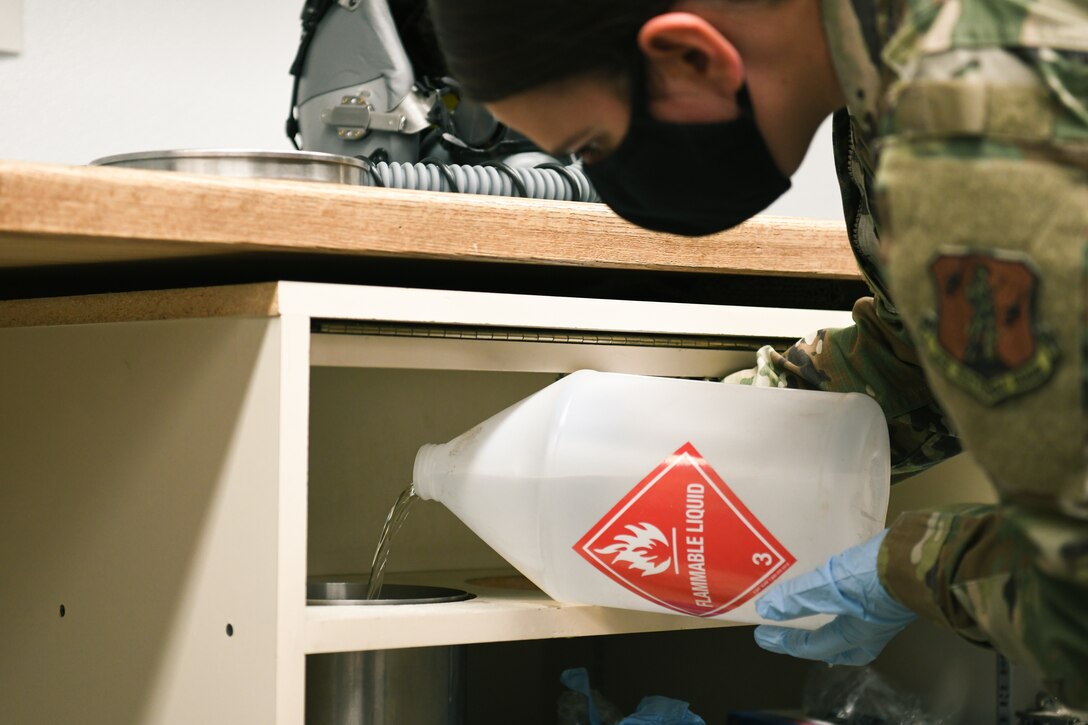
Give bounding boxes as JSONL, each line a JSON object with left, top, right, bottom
{"left": 365, "top": 160, "right": 599, "bottom": 202}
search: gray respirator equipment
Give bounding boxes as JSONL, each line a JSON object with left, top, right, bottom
{"left": 286, "top": 0, "right": 597, "bottom": 201}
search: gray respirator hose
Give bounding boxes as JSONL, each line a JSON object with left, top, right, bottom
{"left": 369, "top": 161, "right": 599, "bottom": 203}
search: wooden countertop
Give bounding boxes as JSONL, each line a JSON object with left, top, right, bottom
{"left": 0, "top": 160, "right": 858, "bottom": 280}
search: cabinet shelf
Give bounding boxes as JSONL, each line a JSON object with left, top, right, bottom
{"left": 304, "top": 569, "right": 733, "bottom": 654}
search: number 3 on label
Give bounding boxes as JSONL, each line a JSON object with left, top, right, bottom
{"left": 752, "top": 552, "right": 773, "bottom": 567}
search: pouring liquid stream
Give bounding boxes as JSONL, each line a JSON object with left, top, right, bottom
{"left": 366, "top": 484, "right": 419, "bottom": 599}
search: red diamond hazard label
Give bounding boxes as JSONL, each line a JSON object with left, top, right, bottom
{"left": 573, "top": 443, "right": 795, "bottom": 617}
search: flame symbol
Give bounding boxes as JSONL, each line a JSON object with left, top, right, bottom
{"left": 594, "top": 522, "right": 672, "bottom": 577}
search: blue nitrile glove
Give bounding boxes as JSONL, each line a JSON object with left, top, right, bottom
{"left": 752, "top": 529, "right": 917, "bottom": 666}
{"left": 618, "top": 696, "right": 706, "bottom": 725}
{"left": 560, "top": 667, "right": 603, "bottom": 725}
{"left": 560, "top": 668, "right": 706, "bottom": 725}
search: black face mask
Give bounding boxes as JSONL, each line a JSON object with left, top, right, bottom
{"left": 583, "top": 56, "right": 791, "bottom": 237}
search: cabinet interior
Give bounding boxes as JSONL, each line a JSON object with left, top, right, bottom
{"left": 308, "top": 366, "right": 559, "bottom": 578}
{"left": 303, "top": 333, "right": 820, "bottom": 723}
{"left": 307, "top": 328, "right": 761, "bottom": 580}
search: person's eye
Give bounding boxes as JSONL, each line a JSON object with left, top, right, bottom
{"left": 575, "top": 139, "right": 610, "bottom": 165}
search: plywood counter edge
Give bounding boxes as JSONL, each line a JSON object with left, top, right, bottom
{"left": 0, "top": 281, "right": 858, "bottom": 334}
{"left": 0, "top": 283, "right": 282, "bottom": 328}
{"left": 0, "top": 160, "right": 860, "bottom": 278}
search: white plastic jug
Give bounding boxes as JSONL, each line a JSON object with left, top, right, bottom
{"left": 413, "top": 370, "right": 890, "bottom": 625}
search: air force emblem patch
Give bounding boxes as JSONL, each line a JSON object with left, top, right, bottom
{"left": 919, "top": 249, "right": 1060, "bottom": 406}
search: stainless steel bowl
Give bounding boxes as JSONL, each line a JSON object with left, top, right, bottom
{"left": 90, "top": 148, "right": 369, "bottom": 185}
{"left": 306, "top": 582, "right": 474, "bottom": 606}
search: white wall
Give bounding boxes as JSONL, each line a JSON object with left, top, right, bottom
{"left": 0, "top": 1, "right": 300, "bottom": 165}
{"left": 0, "top": 0, "right": 843, "bottom": 220}
{"left": 767, "top": 117, "right": 841, "bottom": 220}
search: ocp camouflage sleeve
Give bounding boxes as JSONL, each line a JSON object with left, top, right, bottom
{"left": 722, "top": 293, "right": 962, "bottom": 482}
{"left": 865, "top": 0, "right": 1088, "bottom": 706}
{"left": 787, "top": 0, "right": 1088, "bottom": 707}
{"left": 879, "top": 503, "right": 1088, "bottom": 706}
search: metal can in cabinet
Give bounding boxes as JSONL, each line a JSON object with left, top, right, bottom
{"left": 306, "top": 581, "right": 473, "bottom": 725}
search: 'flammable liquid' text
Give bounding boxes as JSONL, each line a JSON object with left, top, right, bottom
{"left": 684, "top": 482, "right": 713, "bottom": 608}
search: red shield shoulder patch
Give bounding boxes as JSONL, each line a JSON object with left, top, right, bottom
{"left": 918, "top": 249, "right": 1059, "bottom": 405}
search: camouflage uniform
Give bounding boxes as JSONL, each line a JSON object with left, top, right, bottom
{"left": 727, "top": 0, "right": 1088, "bottom": 706}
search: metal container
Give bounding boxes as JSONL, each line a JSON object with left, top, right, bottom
{"left": 90, "top": 149, "right": 369, "bottom": 185}
{"left": 306, "top": 582, "right": 473, "bottom": 725}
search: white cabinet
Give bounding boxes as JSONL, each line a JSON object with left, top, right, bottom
{"left": 3, "top": 280, "right": 956, "bottom": 723}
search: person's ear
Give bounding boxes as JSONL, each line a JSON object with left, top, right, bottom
{"left": 637, "top": 12, "right": 745, "bottom": 123}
